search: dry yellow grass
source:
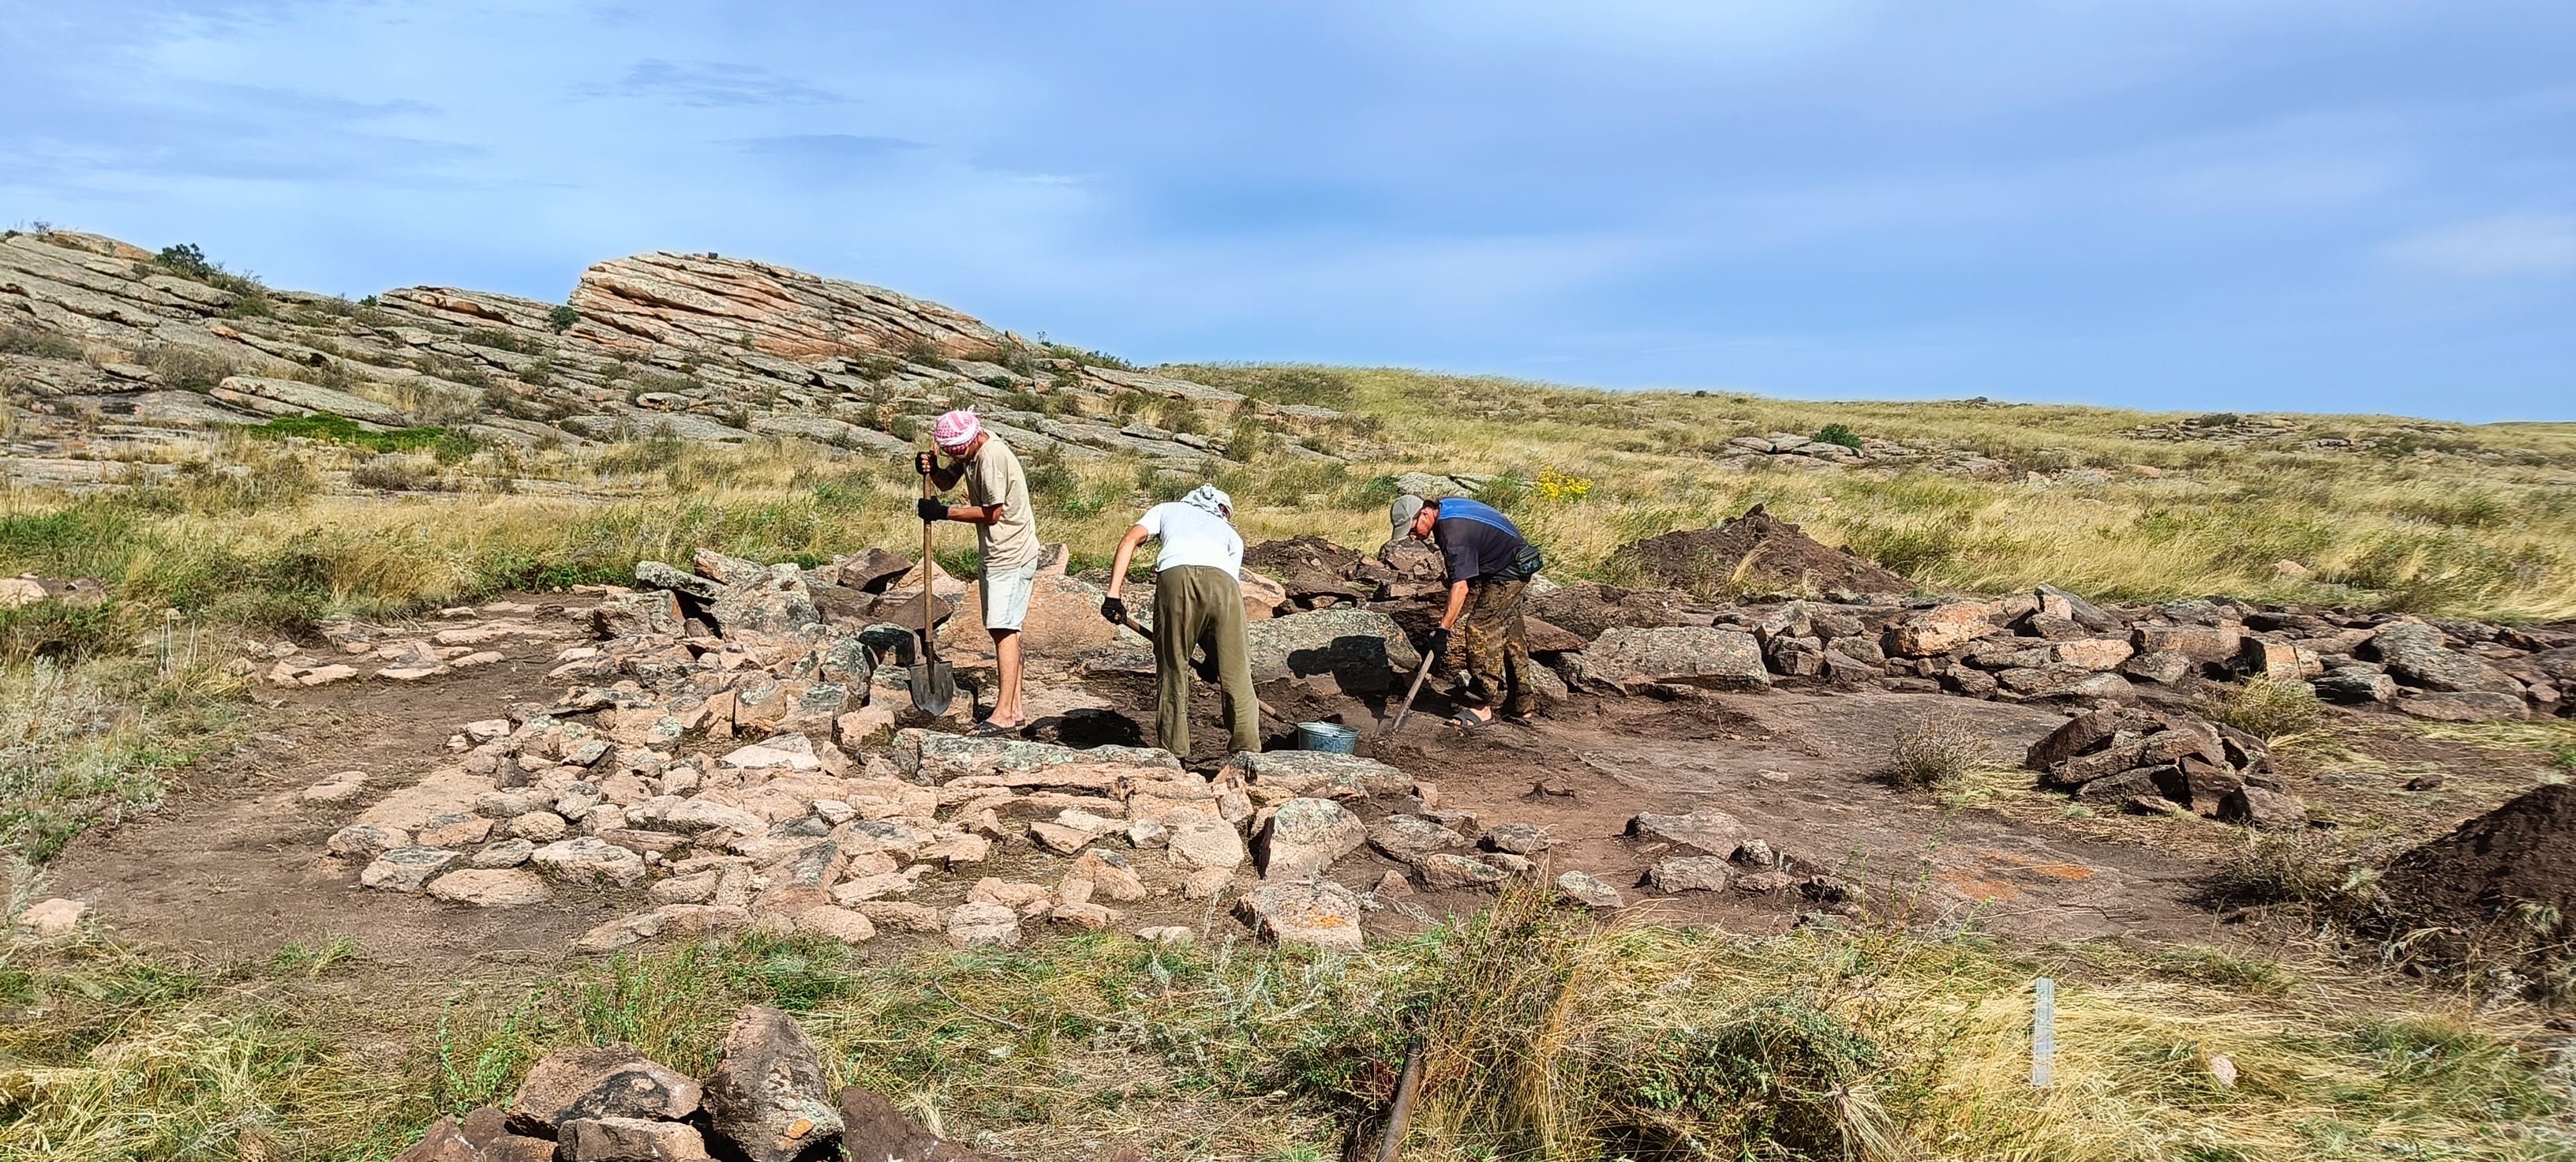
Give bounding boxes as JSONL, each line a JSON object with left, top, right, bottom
{"left": 2, "top": 895, "right": 2565, "bottom": 1162}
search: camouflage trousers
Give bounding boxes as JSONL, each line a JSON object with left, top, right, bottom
{"left": 1453, "top": 576, "right": 1536, "bottom": 718}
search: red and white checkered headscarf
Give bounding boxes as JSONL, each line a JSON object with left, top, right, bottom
{"left": 931, "top": 409, "right": 983, "bottom": 453}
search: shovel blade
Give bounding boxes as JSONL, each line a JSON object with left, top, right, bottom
{"left": 908, "top": 659, "right": 956, "bottom": 718}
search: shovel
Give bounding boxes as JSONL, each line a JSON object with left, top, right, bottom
{"left": 908, "top": 455, "right": 957, "bottom": 717}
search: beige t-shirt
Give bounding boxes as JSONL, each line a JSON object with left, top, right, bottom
{"left": 960, "top": 436, "right": 1042, "bottom": 573}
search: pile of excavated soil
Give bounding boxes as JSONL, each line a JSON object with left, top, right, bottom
{"left": 2383, "top": 782, "right": 2576, "bottom": 937}
{"left": 1243, "top": 534, "right": 1369, "bottom": 600}
{"left": 1612, "top": 506, "right": 1911, "bottom": 599}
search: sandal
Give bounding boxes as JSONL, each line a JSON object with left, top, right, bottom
{"left": 970, "top": 718, "right": 1024, "bottom": 737}
{"left": 1447, "top": 708, "right": 1494, "bottom": 730}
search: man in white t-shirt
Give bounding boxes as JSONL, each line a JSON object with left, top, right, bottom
{"left": 1100, "top": 484, "right": 1258, "bottom": 758}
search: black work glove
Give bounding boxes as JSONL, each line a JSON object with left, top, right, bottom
{"left": 914, "top": 451, "right": 938, "bottom": 475}
{"left": 1099, "top": 596, "right": 1128, "bottom": 625}
{"left": 916, "top": 497, "right": 949, "bottom": 523}
{"left": 1427, "top": 626, "right": 1451, "bottom": 657}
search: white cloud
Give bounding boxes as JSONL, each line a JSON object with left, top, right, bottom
{"left": 2381, "top": 214, "right": 2576, "bottom": 276}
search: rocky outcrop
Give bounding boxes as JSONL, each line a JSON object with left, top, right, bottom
{"left": 566, "top": 251, "right": 1006, "bottom": 360}
{"left": 0, "top": 229, "right": 1349, "bottom": 485}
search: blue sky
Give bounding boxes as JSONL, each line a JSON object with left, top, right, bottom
{"left": 4, "top": 2, "right": 2570, "bottom": 421}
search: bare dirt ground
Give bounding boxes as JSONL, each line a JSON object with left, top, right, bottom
{"left": 36, "top": 602, "right": 2560, "bottom": 1036}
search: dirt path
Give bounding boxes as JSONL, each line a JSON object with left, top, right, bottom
{"left": 1360, "top": 690, "right": 2219, "bottom": 943}
{"left": 43, "top": 647, "right": 620, "bottom": 986}
{"left": 53, "top": 608, "right": 2540, "bottom": 1002}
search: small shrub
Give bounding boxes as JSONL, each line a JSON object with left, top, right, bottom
{"left": 1152, "top": 396, "right": 1204, "bottom": 436}
{"left": 1885, "top": 717, "right": 1991, "bottom": 789}
{"left": 153, "top": 243, "right": 216, "bottom": 279}
{"left": 1471, "top": 474, "right": 1528, "bottom": 513}
{"left": 1812, "top": 423, "right": 1863, "bottom": 450}
{"left": 2209, "top": 829, "right": 2380, "bottom": 914}
{"left": 141, "top": 344, "right": 238, "bottom": 392}
{"left": 548, "top": 304, "right": 579, "bottom": 333}
{"left": 431, "top": 430, "right": 480, "bottom": 465}
{"left": 244, "top": 414, "right": 445, "bottom": 454}
{"left": 597, "top": 430, "right": 687, "bottom": 475}
{"left": 1039, "top": 341, "right": 1133, "bottom": 370}
{"left": 461, "top": 328, "right": 543, "bottom": 355}
{"left": 1222, "top": 417, "right": 1267, "bottom": 463}
{"left": 0, "top": 325, "right": 80, "bottom": 360}
{"left": 2199, "top": 677, "right": 2324, "bottom": 741}
{"left": 900, "top": 337, "right": 955, "bottom": 371}
{"left": 0, "top": 600, "right": 125, "bottom": 664}
{"left": 350, "top": 455, "right": 435, "bottom": 492}
{"left": 1345, "top": 474, "right": 1402, "bottom": 512}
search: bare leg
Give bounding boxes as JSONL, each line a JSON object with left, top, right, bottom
{"left": 990, "top": 628, "right": 1025, "bottom": 726}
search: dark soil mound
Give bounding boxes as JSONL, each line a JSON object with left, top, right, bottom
{"left": 1243, "top": 535, "right": 1367, "bottom": 601}
{"left": 2383, "top": 782, "right": 2576, "bottom": 932}
{"left": 1611, "top": 506, "right": 1911, "bottom": 600}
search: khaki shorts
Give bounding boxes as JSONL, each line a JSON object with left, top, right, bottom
{"left": 979, "top": 558, "right": 1040, "bottom": 632}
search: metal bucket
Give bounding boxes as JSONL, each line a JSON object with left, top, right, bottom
{"left": 1295, "top": 721, "right": 1359, "bottom": 754}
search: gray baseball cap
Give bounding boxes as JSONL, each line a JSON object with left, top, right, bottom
{"left": 1388, "top": 493, "right": 1428, "bottom": 540}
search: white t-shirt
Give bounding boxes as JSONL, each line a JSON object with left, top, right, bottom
{"left": 1136, "top": 502, "right": 1243, "bottom": 576}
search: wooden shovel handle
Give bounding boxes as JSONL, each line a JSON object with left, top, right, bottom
{"left": 920, "top": 452, "right": 940, "bottom": 663}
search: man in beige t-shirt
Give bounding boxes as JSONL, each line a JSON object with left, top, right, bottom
{"left": 919, "top": 409, "right": 1043, "bottom": 731}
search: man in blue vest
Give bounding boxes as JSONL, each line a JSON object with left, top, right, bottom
{"left": 1391, "top": 492, "right": 1539, "bottom": 728}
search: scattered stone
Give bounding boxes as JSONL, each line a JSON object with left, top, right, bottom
{"left": 837, "top": 1084, "right": 1007, "bottom": 1162}
{"left": 428, "top": 869, "right": 553, "bottom": 908}
{"left": 1163, "top": 812, "right": 1248, "bottom": 872}
{"left": 1416, "top": 853, "right": 1510, "bottom": 890}
{"left": 1568, "top": 626, "right": 1770, "bottom": 692}
{"left": 530, "top": 837, "right": 648, "bottom": 887}
{"left": 1253, "top": 797, "right": 1366, "bottom": 879}
{"left": 1477, "top": 823, "right": 1551, "bottom": 855}
{"left": 509, "top": 812, "right": 571, "bottom": 842}
{"left": 398, "top": 1108, "right": 558, "bottom": 1161}
{"left": 2220, "top": 787, "right": 2308, "bottom": 830}
{"left": 1226, "top": 749, "right": 1414, "bottom": 800}
{"left": 416, "top": 812, "right": 496, "bottom": 849}
{"left": 2397, "top": 691, "right": 2527, "bottom": 722}
{"left": 1644, "top": 857, "right": 1732, "bottom": 894}
{"left": 1734, "top": 870, "right": 1795, "bottom": 894}
{"left": 2371, "top": 623, "right": 2519, "bottom": 694}
{"left": 702, "top": 1006, "right": 843, "bottom": 1162}
{"left": 328, "top": 823, "right": 409, "bottom": 860}
{"left": 560, "top": 1117, "right": 712, "bottom": 1162}
{"left": 1556, "top": 870, "right": 1623, "bottom": 909}
{"left": 1368, "top": 814, "right": 1470, "bottom": 864}
{"left": 13, "top": 897, "right": 88, "bottom": 939}
{"left": 301, "top": 770, "right": 370, "bottom": 804}
{"left": 361, "top": 847, "right": 462, "bottom": 893}
{"left": 507, "top": 1043, "right": 702, "bottom": 1137}
{"left": 1623, "top": 809, "right": 1747, "bottom": 856}
{"left": 1235, "top": 880, "right": 1367, "bottom": 950}
{"left": 472, "top": 838, "right": 537, "bottom": 869}
{"left": 946, "top": 901, "right": 1023, "bottom": 949}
